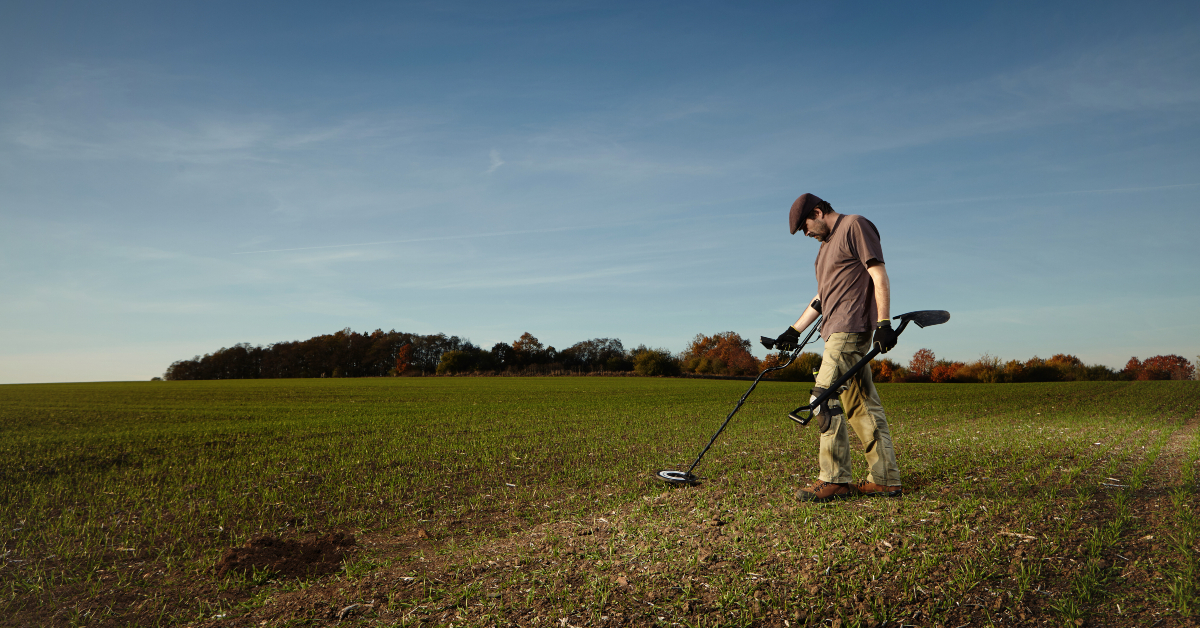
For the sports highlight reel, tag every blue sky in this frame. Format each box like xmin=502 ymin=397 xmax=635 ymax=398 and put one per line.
xmin=2 ymin=1 xmax=1198 ymax=383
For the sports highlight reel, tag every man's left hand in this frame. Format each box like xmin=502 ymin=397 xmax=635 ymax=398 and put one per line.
xmin=873 ymin=320 xmax=898 ymax=353
xmin=774 ymin=326 xmax=801 ymax=351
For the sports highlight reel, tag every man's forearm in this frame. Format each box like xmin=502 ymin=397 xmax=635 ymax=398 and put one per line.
xmin=867 ymin=263 xmax=891 ymax=322
xmin=791 ymin=296 xmax=821 ymax=331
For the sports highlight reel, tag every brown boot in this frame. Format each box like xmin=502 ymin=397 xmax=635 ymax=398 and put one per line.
xmin=854 ymin=480 xmax=903 ymax=497
xmin=796 ymin=481 xmax=852 ymax=503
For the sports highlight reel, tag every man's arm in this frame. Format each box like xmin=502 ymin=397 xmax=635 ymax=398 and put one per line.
xmin=791 ymin=295 xmax=822 ymax=331
xmin=866 ymin=262 xmax=890 ymax=322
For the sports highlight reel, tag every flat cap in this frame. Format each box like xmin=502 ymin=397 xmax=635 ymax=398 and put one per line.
xmin=789 ymin=193 xmax=825 ymax=235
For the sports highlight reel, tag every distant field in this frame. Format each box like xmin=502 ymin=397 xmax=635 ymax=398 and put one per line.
xmin=2 ymin=378 xmax=1198 ymax=627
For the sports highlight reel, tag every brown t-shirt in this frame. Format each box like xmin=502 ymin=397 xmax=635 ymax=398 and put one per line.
xmin=814 ymin=214 xmax=885 ymax=340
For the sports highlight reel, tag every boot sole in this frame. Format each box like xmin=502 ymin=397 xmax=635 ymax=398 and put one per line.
xmin=795 ymin=491 xmax=853 ymax=504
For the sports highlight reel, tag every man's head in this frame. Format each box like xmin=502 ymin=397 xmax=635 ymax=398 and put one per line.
xmin=789 ymin=193 xmax=836 ymax=241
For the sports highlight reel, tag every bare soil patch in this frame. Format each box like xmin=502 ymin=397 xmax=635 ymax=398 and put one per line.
xmin=213 ymin=531 xmax=356 ymax=579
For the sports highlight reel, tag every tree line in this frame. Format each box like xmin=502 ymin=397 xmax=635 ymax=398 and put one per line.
xmin=163 ymin=329 xmax=674 ymax=380
xmin=163 ymin=327 xmax=1199 ymax=382
xmin=868 ymin=350 xmax=1197 ymax=383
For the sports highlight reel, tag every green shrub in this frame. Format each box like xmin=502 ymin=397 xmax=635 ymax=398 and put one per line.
xmin=774 ymin=352 xmax=821 ymax=382
xmin=633 ymin=348 xmax=680 ymax=377
xmin=437 ymin=350 xmax=476 ymax=375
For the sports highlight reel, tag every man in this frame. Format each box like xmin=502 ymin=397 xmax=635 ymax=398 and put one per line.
xmin=773 ymin=193 xmax=902 ymax=503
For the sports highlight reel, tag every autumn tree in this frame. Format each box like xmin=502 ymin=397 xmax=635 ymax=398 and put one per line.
xmin=872 ymin=358 xmax=906 ymax=383
xmin=512 ymin=332 xmax=543 ymax=359
xmin=1046 ymin=354 xmax=1083 ymax=368
xmin=1146 ymin=354 xmax=1195 ymax=380
xmin=681 ymin=332 xmax=760 ymax=376
xmin=908 ymin=349 xmax=935 ymax=381
xmin=1124 ymin=355 xmax=1195 ymax=380
xmin=930 ymin=361 xmax=966 ymax=383
xmin=760 ymin=352 xmax=787 ymax=371
xmin=392 ymin=343 xmax=414 ymax=376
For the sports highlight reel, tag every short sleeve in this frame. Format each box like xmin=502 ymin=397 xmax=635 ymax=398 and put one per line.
xmin=850 ymin=217 xmax=884 ymax=265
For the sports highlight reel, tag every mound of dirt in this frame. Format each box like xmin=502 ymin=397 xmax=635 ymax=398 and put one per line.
xmin=215 ymin=532 xmax=356 ymax=579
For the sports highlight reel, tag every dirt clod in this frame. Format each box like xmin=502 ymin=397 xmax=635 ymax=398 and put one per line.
xmin=214 ymin=532 xmax=356 ymax=579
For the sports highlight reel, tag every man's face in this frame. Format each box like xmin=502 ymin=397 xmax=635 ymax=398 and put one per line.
xmin=802 ymin=211 xmax=830 ymax=242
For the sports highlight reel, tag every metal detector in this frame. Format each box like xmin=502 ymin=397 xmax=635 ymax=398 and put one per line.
xmin=788 ymin=310 xmax=950 ymax=426
xmin=655 ymin=316 xmax=824 ymax=486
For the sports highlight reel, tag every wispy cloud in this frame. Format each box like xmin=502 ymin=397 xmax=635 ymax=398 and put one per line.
xmin=742 ymin=34 xmax=1200 ymax=163
xmin=2 ymin=63 xmax=447 ymax=164
xmin=395 ymin=263 xmax=650 ymax=290
xmin=486 ymin=148 xmax=505 ymax=173
xmin=233 ymin=225 xmax=597 ymax=254
xmin=844 ymin=182 xmax=1200 ymax=211
xmin=229 ymin=214 xmax=704 ymax=255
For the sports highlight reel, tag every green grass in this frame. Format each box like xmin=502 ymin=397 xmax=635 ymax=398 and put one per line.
xmin=2 ymin=378 xmax=1198 ymax=626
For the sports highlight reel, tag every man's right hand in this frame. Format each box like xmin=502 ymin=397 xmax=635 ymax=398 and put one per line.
xmin=775 ymin=327 xmax=801 ymax=351
xmin=873 ymin=320 xmax=898 ymax=353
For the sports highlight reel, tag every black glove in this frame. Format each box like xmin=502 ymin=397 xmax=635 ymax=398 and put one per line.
xmin=873 ymin=319 xmax=898 ymax=353
xmin=774 ymin=326 xmax=801 ymax=351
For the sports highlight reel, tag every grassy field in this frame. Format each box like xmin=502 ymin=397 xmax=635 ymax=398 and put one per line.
xmin=1 ymin=377 xmax=1198 ymax=627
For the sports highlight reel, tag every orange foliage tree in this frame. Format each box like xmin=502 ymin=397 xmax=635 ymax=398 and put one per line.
xmin=872 ymin=358 xmax=905 ymax=383
xmin=681 ymin=332 xmax=760 ymax=376
xmin=512 ymin=332 xmax=543 ymax=355
xmin=930 ymin=361 xmax=966 ymax=383
xmin=908 ymin=349 xmax=936 ymax=380
xmin=1046 ymin=354 xmax=1083 ymax=369
xmin=760 ymin=352 xmax=786 ymax=370
xmin=1124 ymin=355 xmax=1195 ymax=380
xmin=393 ymin=343 xmax=414 ymax=375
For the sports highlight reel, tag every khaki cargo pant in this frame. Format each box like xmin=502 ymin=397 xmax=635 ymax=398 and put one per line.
xmin=815 ymin=332 xmax=901 ymax=486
